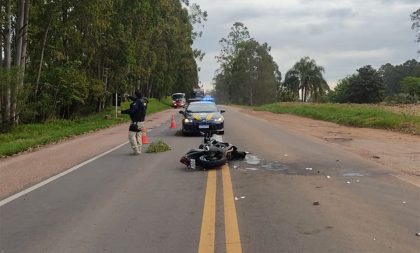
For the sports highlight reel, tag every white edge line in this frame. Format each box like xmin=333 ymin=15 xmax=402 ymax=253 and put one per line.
xmin=0 ymin=141 xmax=129 ymax=207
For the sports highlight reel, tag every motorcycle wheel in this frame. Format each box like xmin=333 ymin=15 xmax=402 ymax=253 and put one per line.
xmin=196 ymin=151 xmax=227 ymax=169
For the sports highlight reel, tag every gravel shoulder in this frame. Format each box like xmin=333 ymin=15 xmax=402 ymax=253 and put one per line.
xmin=241 ymin=108 xmax=420 ymax=187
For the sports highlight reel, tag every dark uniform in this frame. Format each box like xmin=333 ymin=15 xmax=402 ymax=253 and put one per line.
xmin=121 ymin=91 xmax=148 ymax=155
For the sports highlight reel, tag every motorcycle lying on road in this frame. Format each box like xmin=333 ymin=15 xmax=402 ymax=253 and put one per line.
xmin=180 ymin=132 xmax=246 ymax=170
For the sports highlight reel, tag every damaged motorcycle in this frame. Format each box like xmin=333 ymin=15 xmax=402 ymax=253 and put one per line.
xmin=180 ymin=132 xmax=246 ymax=170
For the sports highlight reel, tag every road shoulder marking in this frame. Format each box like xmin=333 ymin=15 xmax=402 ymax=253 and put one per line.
xmin=0 ymin=142 xmax=129 ymax=207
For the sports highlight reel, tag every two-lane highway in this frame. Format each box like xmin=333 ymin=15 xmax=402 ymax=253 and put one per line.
xmin=1 ymin=106 xmax=419 ymax=252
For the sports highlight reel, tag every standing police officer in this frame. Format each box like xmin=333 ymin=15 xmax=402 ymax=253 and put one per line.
xmin=121 ymin=90 xmax=149 ymax=155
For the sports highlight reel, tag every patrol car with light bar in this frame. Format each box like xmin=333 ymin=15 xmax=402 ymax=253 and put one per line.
xmin=179 ymin=101 xmax=225 ymax=135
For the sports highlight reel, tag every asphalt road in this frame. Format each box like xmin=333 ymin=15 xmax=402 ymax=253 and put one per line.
xmin=1 ymin=106 xmax=419 ymax=253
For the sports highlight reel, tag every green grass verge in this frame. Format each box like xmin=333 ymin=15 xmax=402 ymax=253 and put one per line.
xmin=255 ymin=102 xmax=420 ymax=135
xmin=0 ymin=98 xmax=170 ymax=157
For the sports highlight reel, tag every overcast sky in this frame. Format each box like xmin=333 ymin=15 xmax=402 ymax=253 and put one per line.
xmin=191 ymin=0 xmax=419 ymax=90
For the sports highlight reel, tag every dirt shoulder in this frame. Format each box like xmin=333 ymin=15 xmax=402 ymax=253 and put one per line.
xmin=0 ymin=109 xmax=177 ymax=200
xmin=241 ymin=108 xmax=420 ymax=187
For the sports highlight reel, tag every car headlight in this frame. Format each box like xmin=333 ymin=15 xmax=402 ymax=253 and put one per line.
xmin=184 ymin=118 xmax=193 ymax=123
xmin=213 ymin=117 xmax=223 ymax=122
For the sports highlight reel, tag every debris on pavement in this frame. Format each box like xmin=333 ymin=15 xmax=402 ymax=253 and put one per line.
xmin=245 ymin=155 xmax=261 ymax=165
xmin=246 ymin=167 xmax=259 ymax=171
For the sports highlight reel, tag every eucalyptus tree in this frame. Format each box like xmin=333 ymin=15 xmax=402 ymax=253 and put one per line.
xmin=2 ymin=0 xmax=204 ymax=128
xmin=0 ymin=0 xmax=30 ymax=129
xmin=215 ymin=23 xmax=281 ymax=105
xmin=214 ymin=22 xmax=251 ymax=103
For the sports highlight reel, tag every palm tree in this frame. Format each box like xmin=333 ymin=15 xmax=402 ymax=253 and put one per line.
xmin=283 ymin=69 xmax=300 ymax=98
xmin=289 ymin=57 xmax=329 ymax=102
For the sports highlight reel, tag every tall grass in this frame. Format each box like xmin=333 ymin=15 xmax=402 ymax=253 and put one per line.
xmin=0 ymin=98 xmax=170 ymax=157
xmin=255 ymin=103 xmax=420 ymax=135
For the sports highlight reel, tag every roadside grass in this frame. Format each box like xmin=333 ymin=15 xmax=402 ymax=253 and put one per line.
xmin=0 ymin=98 xmax=170 ymax=157
xmin=255 ymin=102 xmax=420 ymax=135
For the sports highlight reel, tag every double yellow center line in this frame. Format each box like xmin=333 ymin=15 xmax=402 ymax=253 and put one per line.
xmin=198 ymin=165 xmax=243 ymax=253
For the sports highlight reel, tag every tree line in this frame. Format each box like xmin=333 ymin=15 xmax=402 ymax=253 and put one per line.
xmin=0 ymin=0 xmax=206 ymax=131
xmin=214 ymin=22 xmax=330 ymax=105
xmin=329 ymin=60 xmax=420 ymax=104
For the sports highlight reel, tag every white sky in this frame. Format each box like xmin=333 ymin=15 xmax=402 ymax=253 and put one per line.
xmin=191 ymin=0 xmax=420 ymax=90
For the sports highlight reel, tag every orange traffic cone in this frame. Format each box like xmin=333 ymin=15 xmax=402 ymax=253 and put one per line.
xmin=141 ymin=127 xmax=149 ymax=144
xmin=170 ymin=114 xmax=177 ymax=129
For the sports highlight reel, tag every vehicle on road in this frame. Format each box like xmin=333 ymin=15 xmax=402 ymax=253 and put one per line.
xmin=171 ymin=93 xmax=186 ymax=108
xmin=179 ymin=101 xmax=225 ymax=135
xmin=188 ymin=88 xmax=205 ymax=102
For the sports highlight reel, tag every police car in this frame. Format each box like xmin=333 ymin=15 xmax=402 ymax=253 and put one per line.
xmin=179 ymin=101 xmax=225 ymax=135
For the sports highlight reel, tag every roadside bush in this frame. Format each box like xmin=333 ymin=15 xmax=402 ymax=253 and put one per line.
xmin=401 ymin=76 xmax=420 ymax=97
xmin=277 ymin=89 xmax=298 ymax=102
xmin=385 ymin=93 xmax=418 ymax=104
xmin=328 ymin=77 xmax=351 ymax=103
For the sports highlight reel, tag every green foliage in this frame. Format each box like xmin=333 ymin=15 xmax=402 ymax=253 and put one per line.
xmin=401 ymin=76 xmax=420 ymax=97
xmin=385 ymin=76 xmax=420 ymax=104
xmin=385 ymin=93 xmax=418 ymax=104
xmin=277 ymin=88 xmax=299 ymax=102
xmin=144 ymin=98 xmax=172 ymax=115
xmin=145 ymin=140 xmax=172 ymax=153
xmin=2 ymin=0 xmax=205 ymax=130
xmin=282 ymin=69 xmax=300 ymax=99
xmin=255 ymin=103 xmax=420 ymax=135
xmin=328 ymin=77 xmax=351 ymax=103
xmin=344 ymin=65 xmax=385 ymax=104
xmin=284 ymin=57 xmax=329 ymax=102
xmin=379 ymin=59 xmax=420 ymax=95
xmin=214 ymin=23 xmax=281 ymax=105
